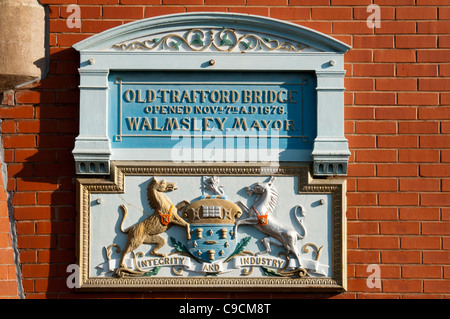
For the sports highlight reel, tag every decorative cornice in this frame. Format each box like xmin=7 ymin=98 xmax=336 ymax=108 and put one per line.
xmin=112 ymin=28 xmax=312 ymax=53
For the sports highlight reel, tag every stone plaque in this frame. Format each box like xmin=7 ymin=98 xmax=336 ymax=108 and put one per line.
xmin=76 ymin=163 xmax=346 ymax=291
xmin=73 ymin=13 xmax=350 ymax=291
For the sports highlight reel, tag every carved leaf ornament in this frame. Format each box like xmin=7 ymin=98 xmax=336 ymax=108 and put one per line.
xmin=112 ymin=28 xmax=311 ymax=53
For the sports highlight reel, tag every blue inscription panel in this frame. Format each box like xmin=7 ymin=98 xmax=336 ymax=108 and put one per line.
xmin=108 ymin=71 xmax=316 ymax=156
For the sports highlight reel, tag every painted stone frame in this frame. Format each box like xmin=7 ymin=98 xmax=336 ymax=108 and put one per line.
xmin=72 ymin=12 xmax=351 ymax=177
xmin=73 ymin=13 xmax=350 ymax=291
xmin=76 ymin=162 xmax=347 ymax=291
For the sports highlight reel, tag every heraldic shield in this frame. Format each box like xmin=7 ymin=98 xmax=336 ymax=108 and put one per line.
xmin=183 ymin=196 xmax=243 ymax=263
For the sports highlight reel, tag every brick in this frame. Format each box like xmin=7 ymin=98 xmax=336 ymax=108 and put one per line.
xmin=16 ymin=178 xmax=59 ymax=192
xmin=356 ymin=150 xmax=397 ymax=163
xmin=345 ymin=106 xmax=375 ymax=119
xmin=398 ymin=93 xmax=439 ymax=106
xmin=420 ymin=164 xmax=450 ymax=177
xmin=347 ymin=250 xmax=380 ymax=264
xmin=418 ymin=50 xmax=450 ymax=63
xmin=333 ymin=22 xmax=373 ymax=35
xmin=144 ymin=6 xmax=186 ymax=18
xmin=36 ymin=221 xmax=75 ymax=234
xmin=82 ymin=20 xmax=123 ymax=33
xmin=402 ymin=265 xmax=442 ymax=278
xmin=354 ymin=6 xmax=395 ymax=20
xmin=12 ymin=193 xmax=36 ymax=206
xmin=377 ymin=164 xmax=418 ymax=177
xmin=443 ymin=93 xmax=450 ymax=105
xmin=353 ymin=36 xmax=394 ymax=49
xmin=439 ymin=36 xmax=450 ymax=48
xmin=441 ymin=65 xmax=450 ymax=77
xmin=419 ymin=107 xmax=450 ymax=120
xmin=424 ymin=280 xmax=450 ymax=293
xmin=1 ymin=120 xmax=15 ymax=134
xmin=376 ymin=78 xmax=417 ymax=91
xmin=57 ymin=34 xmax=91 ymax=47
xmin=422 ymin=194 xmax=450 ymax=207
xmin=14 ymin=207 xmax=53 ymax=221
xmin=296 ymin=22 xmax=332 ymax=35
xmin=345 ymin=50 xmax=372 ymax=62
xmin=443 ymin=179 xmax=450 ymax=192
xmin=49 ymin=19 xmax=80 ymax=33
xmin=374 ymin=50 xmax=415 ymax=63
xmin=356 ymin=121 xmax=396 ymax=134
xmin=345 ymin=78 xmax=374 ymax=91
xmin=400 ymin=208 xmax=440 ymax=221
xmin=2 ymin=135 xmax=35 ymax=149
xmin=398 ymin=64 xmax=439 ymax=77
xmin=399 ymin=150 xmax=439 ymax=163
xmin=443 ymin=150 xmax=450 ymax=162
xmin=103 ymin=6 xmax=144 ymax=19
xmin=17 ymin=120 xmax=58 ymax=134
xmin=14 ymin=150 xmax=57 ymax=163
xmin=420 ymin=136 xmax=450 ymax=148
xmin=396 ymin=7 xmax=437 ymax=20
xmin=417 ymin=0 xmax=450 ymax=5
xmin=1 ymin=90 xmax=15 ymax=106
xmin=353 ymin=64 xmax=395 ymax=77
xmin=311 ymin=7 xmax=352 ymax=20
xmin=18 ymin=236 xmax=57 ymax=249
xmin=444 ymin=119 xmax=450 ymax=132
xmin=347 ymin=164 xmax=376 ymax=177
xmin=186 ymin=6 xmax=228 ymax=13
xmin=60 ymin=5 xmax=102 ymax=19
xmin=78 ymin=0 xmax=118 ymax=4
xmin=359 ymin=207 xmax=398 ymax=221
xmin=228 ymin=7 xmax=269 ymax=16
xmin=357 ymin=178 xmax=398 ymax=191
xmin=423 ymin=251 xmax=450 ymax=264
xmin=375 ymin=21 xmax=416 ymax=34
xmin=346 ymin=279 xmax=379 ymax=293
xmin=270 ymin=7 xmax=310 ymax=20
xmin=376 ymin=107 xmax=417 ymax=120
xmin=399 ymin=122 xmax=439 ymax=134
xmin=120 ymin=0 xmax=160 ymax=3
xmin=355 ymin=264 xmax=400 ymax=279
xmin=347 ymin=193 xmax=378 ymax=206
xmin=204 ymin=0 xmax=245 ymax=4
xmin=331 ymin=0 xmax=372 ymax=4
xmin=355 ymin=92 xmax=396 ymax=106
xmin=359 ymin=236 xmax=399 ymax=249
xmin=383 ymin=280 xmax=422 ymax=293
xmin=423 ymin=222 xmax=450 ymax=235
xmin=379 ymin=194 xmax=419 ymax=207
xmin=377 ymin=135 xmax=418 ymax=148
xmin=0 ymin=281 xmax=18 ymax=297
xmin=0 ymin=106 xmax=34 ymax=119
xmin=401 ymin=237 xmax=441 ymax=250
xmin=347 ymin=135 xmax=376 ymax=148
xmin=16 ymin=221 xmax=35 ymax=235
xmin=418 ymin=21 xmax=450 ymax=34
xmin=382 ymin=251 xmax=421 ymax=264
xmin=380 ymin=221 xmax=420 ymax=235
xmin=15 ymin=91 xmax=56 ymax=104
xmin=21 ymin=264 xmax=51 ymax=278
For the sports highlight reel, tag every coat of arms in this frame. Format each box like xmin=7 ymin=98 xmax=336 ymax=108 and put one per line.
xmin=99 ymin=176 xmax=329 ymax=278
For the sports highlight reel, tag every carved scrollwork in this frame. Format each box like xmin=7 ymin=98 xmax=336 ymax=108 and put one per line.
xmin=112 ymin=28 xmax=310 ymax=53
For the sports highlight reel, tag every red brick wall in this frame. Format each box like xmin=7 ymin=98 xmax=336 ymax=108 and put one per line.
xmin=0 ymin=163 xmax=19 ymax=298
xmin=0 ymin=0 xmax=449 ymax=298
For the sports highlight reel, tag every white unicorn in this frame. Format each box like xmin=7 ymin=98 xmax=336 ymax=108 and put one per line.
xmin=235 ymin=177 xmax=306 ymax=267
